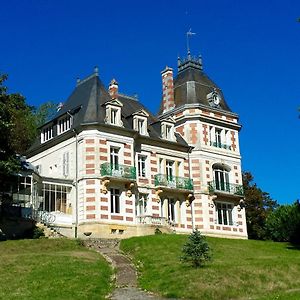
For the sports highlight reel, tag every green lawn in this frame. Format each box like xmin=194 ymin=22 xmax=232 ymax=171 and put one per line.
xmin=121 ymin=234 xmax=300 ymax=300
xmin=0 ymin=238 xmax=112 ymax=300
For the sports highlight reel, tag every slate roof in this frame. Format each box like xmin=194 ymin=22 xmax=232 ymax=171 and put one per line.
xmin=159 ymin=55 xmax=232 ymax=114
xmin=54 ymin=73 xmax=110 ymax=127
xmin=28 ymin=71 xmax=189 ymax=154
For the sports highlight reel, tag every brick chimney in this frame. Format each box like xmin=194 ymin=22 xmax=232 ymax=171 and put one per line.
xmin=109 ymin=79 xmax=118 ymax=99
xmin=161 ymin=66 xmax=175 ymax=113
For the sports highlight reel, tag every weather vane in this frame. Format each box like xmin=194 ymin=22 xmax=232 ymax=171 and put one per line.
xmin=186 ymin=28 xmax=196 ymax=54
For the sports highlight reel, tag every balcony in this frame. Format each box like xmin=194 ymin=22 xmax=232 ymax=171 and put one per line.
xmin=154 ymin=174 xmax=193 ymax=191
xmin=100 ymin=163 xmax=136 ymax=180
xmin=208 ymin=181 xmax=244 ymax=196
xmin=210 ymin=141 xmax=231 ymax=150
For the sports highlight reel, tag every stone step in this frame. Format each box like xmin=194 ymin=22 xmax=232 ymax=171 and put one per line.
xmin=84 ymin=238 xmax=120 ymax=250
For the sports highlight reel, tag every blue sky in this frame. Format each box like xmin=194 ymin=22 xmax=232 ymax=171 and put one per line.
xmin=1 ymin=0 xmax=299 ymax=204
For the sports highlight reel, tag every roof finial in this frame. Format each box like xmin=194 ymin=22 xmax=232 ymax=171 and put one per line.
xmin=186 ymin=28 xmax=196 ymax=57
xmin=177 ymin=56 xmax=181 ymax=67
xmin=198 ymin=55 xmax=203 ymax=70
xmin=94 ymin=66 xmax=99 ymax=76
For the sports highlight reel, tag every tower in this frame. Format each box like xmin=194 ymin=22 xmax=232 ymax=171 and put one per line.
xmin=158 ymin=52 xmax=247 ymax=238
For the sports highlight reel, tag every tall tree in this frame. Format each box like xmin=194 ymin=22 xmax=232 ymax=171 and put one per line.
xmin=34 ymin=101 xmax=58 ymax=128
xmin=243 ymin=172 xmax=278 ymax=240
xmin=0 ymin=74 xmax=36 ymax=177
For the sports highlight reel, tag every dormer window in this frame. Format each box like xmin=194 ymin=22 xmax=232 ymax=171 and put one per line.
xmin=161 ymin=117 xmax=176 ymax=141
xmin=104 ymin=99 xmax=123 ymax=127
xmin=137 ymin=119 xmax=145 ymax=134
xmin=165 ymin=124 xmax=173 ymax=139
xmin=110 ymin=108 xmax=118 ymax=125
xmin=57 ymin=114 xmax=72 ymax=135
xmin=132 ymin=109 xmax=149 ymax=136
xmin=41 ymin=125 xmax=53 ymax=143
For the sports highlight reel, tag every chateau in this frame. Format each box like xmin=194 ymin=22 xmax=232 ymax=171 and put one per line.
xmin=26 ymin=52 xmax=247 ymax=239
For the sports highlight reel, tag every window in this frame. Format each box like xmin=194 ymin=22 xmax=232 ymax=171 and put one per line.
xmin=110 ymin=108 xmax=118 ymax=125
xmin=110 ymin=188 xmax=120 ymax=214
xmin=110 ymin=147 xmax=119 ymax=169
xmin=57 ymin=115 xmax=72 ymax=135
xmin=42 ymin=184 xmax=71 ymax=213
xmin=214 ymin=166 xmax=230 ymax=192
xmin=166 ymin=160 xmax=174 ymax=179
xmin=215 ymin=128 xmax=222 ymax=147
xmin=166 ymin=125 xmax=173 ymax=139
xmin=209 ymin=126 xmax=231 ymax=150
xmin=167 ymin=199 xmax=176 ymax=223
xmin=137 ymin=119 xmax=145 ymax=135
xmin=161 ymin=119 xmax=175 ymax=141
xmin=105 ymin=100 xmax=123 ymax=127
xmin=216 ymin=202 xmax=233 ymax=225
xmin=132 ymin=110 xmax=149 ymax=135
xmin=161 ymin=198 xmax=177 ymax=223
xmin=136 ymin=193 xmax=148 ymax=216
xmin=19 ymin=176 xmax=31 ymax=193
xmin=138 ymin=155 xmax=146 ymax=177
xmin=41 ymin=125 xmax=53 ymax=143
xmin=62 ymin=152 xmax=69 ymax=177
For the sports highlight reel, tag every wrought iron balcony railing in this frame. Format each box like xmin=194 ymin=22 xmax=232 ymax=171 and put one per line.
xmin=208 ymin=181 xmax=244 ymax=196
xmin=154 ymin=174 xmax=193 ymax=191
xmin=100 ymin=163 xmax=136 ymax=180
xmin=210 ymin=141 xmax=231 ymax=150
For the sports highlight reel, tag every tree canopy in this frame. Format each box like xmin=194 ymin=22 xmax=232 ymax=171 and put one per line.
xmin=243 ymin=171 xmax=278 ymax=240
xmin=0 ymin=74 xmax=37 ymax=176
xmin=266 ymin=201 xmax=300 ymax=244
xmin=34 ymin=101 xmax=58 ymax=128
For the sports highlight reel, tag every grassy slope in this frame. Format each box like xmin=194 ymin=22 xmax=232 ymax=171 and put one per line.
xmin=121 ymin=235 xmax=300 ymax=300
xmin=0 ymin=239 xmax=112 ymax=300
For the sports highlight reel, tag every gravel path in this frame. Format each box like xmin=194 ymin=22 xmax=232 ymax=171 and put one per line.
xmin=84 ymin=239 xmax=168 ymax=300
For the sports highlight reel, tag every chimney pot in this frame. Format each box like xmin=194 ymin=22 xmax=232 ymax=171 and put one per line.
xmin=109 ymin=78 xmax=119 ymax=99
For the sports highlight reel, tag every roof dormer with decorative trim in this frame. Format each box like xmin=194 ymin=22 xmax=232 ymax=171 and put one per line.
xmin=132 ymin=109 xmax=149 ymax=136
xmin=104 ymin=99 xmax=123 ymax=127
xmin=161 ymin=116 xmax=176 ymax=141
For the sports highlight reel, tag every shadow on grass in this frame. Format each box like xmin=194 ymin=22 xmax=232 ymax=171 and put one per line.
xmin=286 ymin=243 xmax=300 ymax=250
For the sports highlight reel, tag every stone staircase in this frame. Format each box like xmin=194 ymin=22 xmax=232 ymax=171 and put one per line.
xmin=83 ymin=238 xmax=168 ymax=299
xmin=36 ymin=222 xmax=63 ymax=238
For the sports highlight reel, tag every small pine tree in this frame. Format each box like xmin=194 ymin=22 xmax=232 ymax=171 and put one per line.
xmin=181 ymin=229 xmax=212 ymax=268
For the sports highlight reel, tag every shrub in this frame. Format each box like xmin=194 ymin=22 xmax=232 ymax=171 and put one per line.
xmin=181 ymin=229 xmax=212 ymax=267
xmin=32 ymin=226 xmax=45 ymax=239
xmin=266 ymin=201 xmax=300 ymax=243
xmin=155 ymin=228 xmax=162 ymax=235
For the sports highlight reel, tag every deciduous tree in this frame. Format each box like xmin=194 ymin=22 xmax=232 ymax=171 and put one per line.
xmin=0 ymin=74 xmax=36 ymax=177
xmin=243 ymin=172 xmax=278 ymax=240
xmin=34 ymin=101 xmax=58 ymax=128
xmin=266 ymin=201 xmax=300 ymax=244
